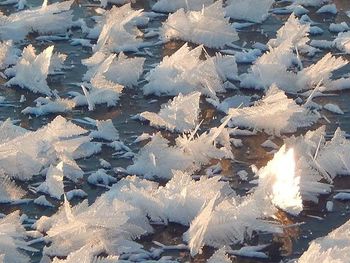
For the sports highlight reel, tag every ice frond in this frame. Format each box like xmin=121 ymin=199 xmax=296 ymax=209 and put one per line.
xmin=22 ymin=96 xmax=75 ymax=116
xmin=240 ymin=42 xmax=297 ymax=91
xmin=87 ymin=169 xmax=117 ymax=186
xmin=99 ymin=0 xmax=133 ymax=8
xmin=268 ymin=14 xmax=310 ymax=48
xmin=0 ymin=118 xmax=28 ymax=144
xmin=242 ymin=47 xmax=347 ymax=92
xmin=0 ymin=0 xmax=74 ymax=41
xmin=5 ymin=45 xmax=54 ymax=95
xmin=206 ymin=95 xmax=251 ymax=114
xmin=0 ymin=116 xmax=91 ymax=180
xmin=152 ymin=0 xmax=214 ymax=12
xmin=103 ymin=52 xmax=145 ymax=87
xmin=185 ymin=137 xmax=330 ymax=254
xmin=334 ymin=31 xmax=350 ymax=54
xmin=207 ymin=247 xmax=232 ymax=263
xmin=93 ymin=4 xmax=145 ymax=54
xmin=49 ymin=52 xmax=67 ymax=75
xmin=283 ymin=127 xmax=334 ymax=202
xmin=83 ymin=52 xmax=144 ymax=86
xmin=76 ymin=53 xmax=128 ymax=110
xmin=161 ymin=1 xmax=239 ymax=49
xmin=127 ymin=133 xmax=194 ymax=180
xmin=227 ymin=85 xmax=319 ymax=136
xmin=225 ymin=0 xmax=274 ymax=23
xmin=292 ymin=0 xmax=331 ymax=7
xmin=100 ymin=170 xmax=234 ymax=227
xmin=185 ymin=193 xmax=221 ymax=256
xmin=185 ymin=192 xmax=281 ymax=256
xmin=51 ymin=243 xmax=101 ymax=263
xmin=0 ymin=40 xmax=20 ymax=70
xmin=143 ymin=43 xmax=237 ymax=97
xmin=0 ymin=173 xmax=25 ymax=203
xmin=299 ymin=217 xmax=350 ymax=263
xmin=90 ymin=119 xmax=119 ymax=141
xmin=0 ymin=211 xmax=33 ymax=263
xmin=139 ymin=92 xmax=201 ymax=132
xmin=315 ymin=128 xmax=350 ymax=179
xmin=127 ymin=118 xmax=233 ymax=179
xmin=36 ymin=164 xmax=64 ymax=200
xmin=37 ymin=196 xmax=151 ymax=258
xmin=296 ymin=53 xmax=348 ymax=90
xmin=158 ymin=171 xmax=234 ymax=225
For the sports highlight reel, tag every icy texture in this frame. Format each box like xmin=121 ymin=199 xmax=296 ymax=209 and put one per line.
xmin=0 ymin=0 xmax=74 ymax=41
xmin=139 ymin=92 xmax=201 ymax=132
xmin=225 ymin=0 xmax=274 ymax=23
xmin=127 ymin=119 xmax=233 ymax=180
xmin=227 ymin=85 xmax=319 ymax=136
xmin=299 ymin=217 xmax=350 ymax=263
xmin=0 ymin=116 xmax=96 ymax=180
xmin=161 ymin=1 xmax=239 ymax=49
xmin=92 ymin=4 xmax=145 ymax=53
xmin=0 ymin=211 xmax=33 ymax=263
xmin=5 ymin=45 xmax=54 ymax=95
xmin=152 ymin=0 xmax=214 ymax=12
xmin=143 ymin=43 xmax=237 ymax=98
xmin=0 ymin=41 xmax=20 ymax=70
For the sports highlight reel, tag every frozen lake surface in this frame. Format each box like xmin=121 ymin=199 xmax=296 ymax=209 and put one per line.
xmin=1 ymin=0 xmax=350 ymax=262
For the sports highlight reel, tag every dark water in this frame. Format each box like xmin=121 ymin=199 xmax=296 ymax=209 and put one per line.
xmin=1 ymin=0 xmax=350 ymax=262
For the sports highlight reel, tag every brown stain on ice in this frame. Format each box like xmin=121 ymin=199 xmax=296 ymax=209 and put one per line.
xmin=273 ymin=210 xmax=300 ymax=256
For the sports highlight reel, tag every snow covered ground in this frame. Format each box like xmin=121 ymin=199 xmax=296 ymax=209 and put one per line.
xmin=0 ymin=0 xmax=350 ymax=262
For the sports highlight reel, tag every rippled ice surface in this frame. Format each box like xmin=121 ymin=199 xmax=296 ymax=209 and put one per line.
xmin=1 ymin=0 xmax=350 ymax=262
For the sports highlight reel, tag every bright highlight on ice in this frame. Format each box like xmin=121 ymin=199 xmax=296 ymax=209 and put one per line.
xmin=270 ymin=147 xmax=303 ymax=215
